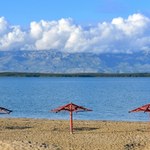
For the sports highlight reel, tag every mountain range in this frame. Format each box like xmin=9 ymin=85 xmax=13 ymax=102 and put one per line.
xmin=0 ymin=50 xmax=150 ymax=73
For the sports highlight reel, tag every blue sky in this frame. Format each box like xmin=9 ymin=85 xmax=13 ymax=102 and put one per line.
xmin=0 ymin=0 xmax=150 ymax=53
xmin=0 ymin=0 xmax=150 ymax=26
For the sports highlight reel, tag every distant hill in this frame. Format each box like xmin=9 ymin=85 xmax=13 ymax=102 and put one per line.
xmin=0 ymin=50 xmax=150 ymax=73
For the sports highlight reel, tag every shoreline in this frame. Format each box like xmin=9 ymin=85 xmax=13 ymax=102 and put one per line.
xmin=0 ymin=118 xmax=150 ymax=150
xmin=1 ymin=116 xmax=149 ymax=122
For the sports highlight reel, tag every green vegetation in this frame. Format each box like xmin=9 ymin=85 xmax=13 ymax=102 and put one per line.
xmin=0 ymin=72 xmax=150 ymax=77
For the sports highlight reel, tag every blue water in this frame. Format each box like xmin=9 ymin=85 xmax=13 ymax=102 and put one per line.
xmin=0 ymin=77 xmax=150 ymax=121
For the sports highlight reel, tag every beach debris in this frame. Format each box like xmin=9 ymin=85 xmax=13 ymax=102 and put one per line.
xmin=124 ymin=141 xmax=145 ymax=150
xmin=51 ymin=102 xmax=92 ymax=134
xmin=0 ymin=107 xmax=12 ymax=114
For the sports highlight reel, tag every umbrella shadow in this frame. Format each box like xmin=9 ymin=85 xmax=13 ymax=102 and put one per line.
xmin=74 ymin=127 xmax=98 ymax=131
xmin=5 ymin=126 xmax=32 ymax=130
xmin=52 ymin=127 xmax=98 ymax=132
xmin=136 ymin=128 xmax=150 ymax=132
xmin=98 ymin=128 xmax=150 ymax=134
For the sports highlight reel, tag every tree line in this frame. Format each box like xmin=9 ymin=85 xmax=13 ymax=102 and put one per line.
xmin=0 ymin=72 xmax=150 ymax=77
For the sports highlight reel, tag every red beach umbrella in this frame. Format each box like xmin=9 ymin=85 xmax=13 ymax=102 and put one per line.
xmin=129 ymin=103 xmax=150 ymax=121
xmin=51 ymin=102 xmax=92 ymax=134
xmin=0 ymin=107 xmax=12 ymax=114
xmin=129 ymin=103 xmax=150 ymax=113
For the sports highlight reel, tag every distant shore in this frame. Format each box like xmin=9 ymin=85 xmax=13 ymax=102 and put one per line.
xmin=1 ymin=72 xmax=150 ymax=77
xmin=0 ymin=118 xmax=150 ymax=150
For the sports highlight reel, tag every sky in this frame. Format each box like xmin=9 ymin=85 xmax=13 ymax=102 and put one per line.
xmin=1 ymin=0 xmax=150 ymax=26
xmin=0 ymin=0 xmax=150 ymax=53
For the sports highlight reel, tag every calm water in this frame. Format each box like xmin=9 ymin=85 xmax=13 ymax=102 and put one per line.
xmin=0 ymin=77 xmax=150 ymax=121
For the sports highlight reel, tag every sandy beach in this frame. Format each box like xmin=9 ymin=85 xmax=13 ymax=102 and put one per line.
xmin=0 ymin=118 xmax=150 ymax=150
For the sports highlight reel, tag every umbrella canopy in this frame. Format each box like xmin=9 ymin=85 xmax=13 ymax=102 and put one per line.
xmin=0 ymin=107 xmax=12 ymax=114
xmin=52 ymin=102 xmax=92 ymax=113
xmin=129 ymin=103 xmax=150 ymax=113
xmin=51 ymin=102 xmax=92 ymax=134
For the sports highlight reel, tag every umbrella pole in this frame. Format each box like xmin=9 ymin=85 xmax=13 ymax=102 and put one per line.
xmin=70 ymin=111 xmax=73 ymax=134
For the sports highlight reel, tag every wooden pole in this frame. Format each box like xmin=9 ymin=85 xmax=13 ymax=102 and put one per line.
xmin=70 ymin=110 xmax=73 ymax=134
xmin=70 ymin=103 xmax=73 ymax=134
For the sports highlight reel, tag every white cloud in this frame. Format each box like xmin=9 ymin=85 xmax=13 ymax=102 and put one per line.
xmin=0 ymin=25 xmax=27 ymax=50
xmin=111 ymin=14 xmax=149 ymax=36
xmin=0 ymin=13 xmax=150 ymax=53
xmin=0 ymin=17 xmax=8 ymax=35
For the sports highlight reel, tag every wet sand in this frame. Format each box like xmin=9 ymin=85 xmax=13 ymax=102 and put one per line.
xmin=0 ymin=118 xmax=150 ymax=150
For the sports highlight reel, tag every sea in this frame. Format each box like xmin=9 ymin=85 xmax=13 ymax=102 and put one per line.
xmin=0 ymin=77 xmax=150 ymax=122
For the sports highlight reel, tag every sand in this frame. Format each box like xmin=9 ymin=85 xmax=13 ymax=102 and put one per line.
xmin=0 ymin=118 xmax=150 ymax=150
